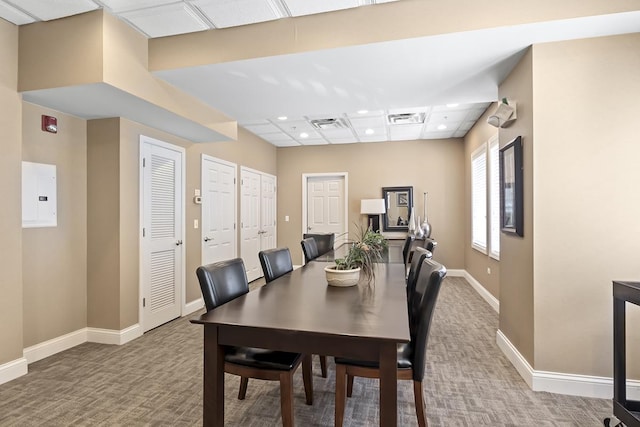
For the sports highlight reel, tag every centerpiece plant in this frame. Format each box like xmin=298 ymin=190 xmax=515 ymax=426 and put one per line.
xmin=333 ymin=226 xmax=388 ymax=282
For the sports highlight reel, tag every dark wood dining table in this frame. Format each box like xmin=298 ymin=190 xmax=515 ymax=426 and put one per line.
xmin=191 ymin=253 xmax=410 ymax=426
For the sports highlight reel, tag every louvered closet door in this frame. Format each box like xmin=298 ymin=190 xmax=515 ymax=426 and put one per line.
xmin=141 ymin=138 xmax=183 ymax=332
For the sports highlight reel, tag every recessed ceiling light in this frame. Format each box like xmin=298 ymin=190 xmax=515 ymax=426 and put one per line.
xmin=446 ymin=103 xmax=459 ymax=108
xmin=299 ymin=132 xmax=309 ymax=138
xmin=437 ymin=124 xmax=447 ymax=130
xmin=365 ymin=128 xmax=374 ymax=135
xmin=277 ymin=116 xmax=288 ymax=121
xmin=357 ymin=110 xmax=368 ymax=115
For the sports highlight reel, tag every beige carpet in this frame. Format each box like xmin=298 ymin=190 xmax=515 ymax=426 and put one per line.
xmin=0 ymin=277 xmax=612 ymax=426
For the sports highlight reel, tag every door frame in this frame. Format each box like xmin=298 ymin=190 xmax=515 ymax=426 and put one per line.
xmin=138 ymin=135 xmax=186 ymax=331
xmin=201 ymin=154 xmax=237 ymax=266
xmin=302 ymin=172 xmax=349 ymax=246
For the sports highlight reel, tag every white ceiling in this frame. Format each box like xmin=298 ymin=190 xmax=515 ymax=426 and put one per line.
xmin=3 ymin=1 xmax=640 ymax=145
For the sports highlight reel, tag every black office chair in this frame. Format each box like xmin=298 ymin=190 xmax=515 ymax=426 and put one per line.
xmin=406 ymin=246 xmax=430 ymax=304
xmin=259 ymin=247 xmax=294 ymax=284
xmin=402 ymin=235 xmax=415 ymax=266
xmin=196 ymin=258 xmax=313 ymax=427
xmin=301 ymin=237 xmax=319 ymax=263
xmin=334 ymin=258 xmax=447 ymax=427
xmin=303 ymin=233 xmax=335 ymax=256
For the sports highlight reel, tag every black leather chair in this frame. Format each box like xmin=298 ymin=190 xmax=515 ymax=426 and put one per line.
xmin=196 ymin=258 xmax=313 ymax=427
xmin=402 ymin=235 xmax=415 ymax=266
xmin=424 ymin=237 xmax=437 ymax=254
xmin=259 ymin=248 xmax=294 ymax=284
xmin=334 ymin=258 xmax=447 ymax=427
xmin=301 ymin=237 xmax=319 ymax=263
xmin=406 ymin=246 xmax=430 ymax=303
xmin=303 ymin=233 xmax=335 ymax=256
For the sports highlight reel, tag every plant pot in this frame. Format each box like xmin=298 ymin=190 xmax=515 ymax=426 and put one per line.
xmin=324 ymin=266 xmax=361 ymax=287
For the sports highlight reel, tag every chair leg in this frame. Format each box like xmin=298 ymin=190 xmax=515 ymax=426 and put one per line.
xmin=413 ymin=380 xmax=428 ymax=427
xmin=346 ymin=374 xmax=354 ymax=397
xmin=335 ymin=364 xmax=347 ymax=427
xmin=279 ymin=372 xmax=295 ymax=427
xmin=238 ymin=377 xmax=248 ymax=400
xmin=302 ymin=354 xmax=314 ymax=405
xmin=319 ymin=355 xmax=328 ymax=378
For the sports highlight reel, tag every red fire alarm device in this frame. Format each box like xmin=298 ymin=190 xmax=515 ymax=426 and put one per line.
xmin=41 ymin=115 xmax=57 ymax=133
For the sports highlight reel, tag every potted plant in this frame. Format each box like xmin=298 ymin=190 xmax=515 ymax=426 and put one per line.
xmin=325 ymin=227 xmax=389 ymax=287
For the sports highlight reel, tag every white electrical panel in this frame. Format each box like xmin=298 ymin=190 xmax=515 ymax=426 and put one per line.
xmin=22 ymin=161 xmax=57 ymax=228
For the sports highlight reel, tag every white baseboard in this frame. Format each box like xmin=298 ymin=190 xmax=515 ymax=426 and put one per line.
xmin=497 ymin=329 xmax=640 ymax=399
xmin=23 ymin=328 xmax=87 ymax=364
xmin=446 ymin=269 xmax=465 ymax=277
xmin=87 ymin=324 xmax=142 ymax=345
xmin=183 ymin=298 xmax=204 ymax=316
xmin=0 ymin=357 xmax=28 ymax=385
xmin=462 ymin=270 xmax=500 ymax=313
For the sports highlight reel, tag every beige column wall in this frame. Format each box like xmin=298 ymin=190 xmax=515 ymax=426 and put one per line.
xmin=464 ymin=104 xmax=500 ymax=299
xmin=22 ymin=103 xmax=87 ymax=346
xmin=532 ymin=34 xmax=640 ymax=377
xmin=0 ymin=19 xmax=23 ymax=365
xmin=497 ymin=48 xmax=535 ymax=365
xmin=276 ymin=139 xmax=465 ymax=267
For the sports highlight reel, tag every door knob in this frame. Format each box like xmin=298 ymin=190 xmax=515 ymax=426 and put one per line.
xmin=175 ymin=240 xmax=183 ymax=246
xmin=204 ymin=237 xmax=212 ymax=242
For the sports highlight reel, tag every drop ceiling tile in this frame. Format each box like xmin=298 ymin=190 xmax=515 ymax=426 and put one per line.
xmin=258 ymin=131 xmax=296 ymax=141
xmin=346 ymin=109 xmax=385 ymax=118
xmin=298 ymin=138 xmax=328 ymax=145
xmin=0 ymin=1 xmax=35 ymax=24
xmin=98 ymin=0 xmax=175 ymax=13
xmin=269 ymin=139 xmax=300 ymax=147
xmin=428 ymin=110 xmax=469 ymax=123
xmin=193 ymin=0 xmax=282 ymax=28
xmin=458 ymin=121 xmax=476 ymax=132
xmin=425 ymin=121 xmax=462 ymax=132
xmin=423 ymin=130 xmax=455 ymax=139
xmin=358 ymin=136 xmax=388 ymax=143
xmin=327 ymin=138 xmax=357 ymax=144
xmin=277 ymin=120 xmax=316 ymax=134
xmin=15 ymin=0 xmax=98 ymax=21
xmin=389 ymin=124 xmax=423 ymax=140
xmin=283 ymin=0 xmax=359 ymax=17
xmin=387 ymin=106 xmax=430 ymax=115
xmin=354 ymin=127 xmax=386 ymax=137
xmin=243 ymin=122 xmax=282 ymax=134
xmin=453 ymin=130 xmax=468 ymax=138
xmin=318 ymin=128 xmax=354 ymax=138
xmin=348 ymin=115 xmax=386 ymax=129
xmin=120 ymin=3 xmax=209 ymax=38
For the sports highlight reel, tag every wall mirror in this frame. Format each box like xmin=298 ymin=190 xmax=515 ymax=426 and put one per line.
xmin=382 ymin=186 xmax=413 ymax=232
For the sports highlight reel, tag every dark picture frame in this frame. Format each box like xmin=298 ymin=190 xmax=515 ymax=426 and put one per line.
xmin=500 ymin=136 xmax=523 ymax=237
xmin=396 ymin=192 xmax=408 ymax=207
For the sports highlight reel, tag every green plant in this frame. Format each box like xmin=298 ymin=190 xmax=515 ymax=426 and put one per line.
xmin=333 ymin=226 xmax=388 ymax=281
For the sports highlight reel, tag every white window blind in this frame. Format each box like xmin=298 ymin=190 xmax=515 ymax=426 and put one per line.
xmin=489 ymin=136 xmax=500 ymax=259
xmin=471 ymin=145 xmax=487 ymax=252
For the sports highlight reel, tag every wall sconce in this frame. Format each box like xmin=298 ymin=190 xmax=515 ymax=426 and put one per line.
xmin=487 ymin=98 xmax=516 ymax=128
xmin=360 ymin=199 xmax=386 ymax=232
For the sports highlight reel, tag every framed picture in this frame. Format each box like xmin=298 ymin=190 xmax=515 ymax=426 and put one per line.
xmin=396 ymin=192 xmax=408 ymax=207
xmin=500 ymin=136 xmax=524 ymax=237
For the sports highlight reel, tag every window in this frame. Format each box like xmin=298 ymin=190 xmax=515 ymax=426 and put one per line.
xmin=471 ymin=145 xmax=487 ymax=252
xmin=471 ymin=135 xmax=501 ymax=258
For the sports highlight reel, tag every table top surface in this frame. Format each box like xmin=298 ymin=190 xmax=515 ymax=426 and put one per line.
xmin=193 ymin=260 xmax=410 ymax=343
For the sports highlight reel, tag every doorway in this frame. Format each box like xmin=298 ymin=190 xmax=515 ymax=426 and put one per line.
xmin=302 ymin=173 xmax=348 ymax=250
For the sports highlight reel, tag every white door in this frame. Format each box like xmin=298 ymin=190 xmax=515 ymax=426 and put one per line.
xmin=306 ymin=175 xmax=346 ymax=246
xmin=241 ymin=167 xmax=277 ymax=282
xmin=260 ymin=174 xmax=277 ymax=250
xmin=140 ymin=136 xmax=184 ymax=332
xmin=201 ymin=155 xmax=236 ymax=265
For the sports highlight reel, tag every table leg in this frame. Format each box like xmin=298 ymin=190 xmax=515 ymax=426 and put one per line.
xmin=203 ymin=325 xmax=225 ymax=426
xmin=379 ymin=342 xmax=398 ymax=427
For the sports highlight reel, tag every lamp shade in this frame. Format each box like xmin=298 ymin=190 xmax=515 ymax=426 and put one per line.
xmin=360 ymin=199 xmax=386 ymax=214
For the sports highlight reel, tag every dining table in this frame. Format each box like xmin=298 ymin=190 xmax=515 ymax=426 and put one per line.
xmin=191 ymin=246 xmax=410 ymax=426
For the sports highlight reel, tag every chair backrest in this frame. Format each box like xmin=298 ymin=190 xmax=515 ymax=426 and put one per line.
xmin=402 ymin=235 xmax=415 ymax=265
xmin=423 ymin=238 xmax=437 ymax=254
xmin=410 ymin=258 xmax=446 ymax=381
xmin=303 ymin=233 xmax=335 ymax=256
xmin=406 ymin=246 xmax=430 ymax=297
xmin=301 ymin=237 xmax=319 ymax=263
xmin=196 ymin=258 xmax=249 ymax=312
xmin=259 ymin=247 xmax=293 ymax=283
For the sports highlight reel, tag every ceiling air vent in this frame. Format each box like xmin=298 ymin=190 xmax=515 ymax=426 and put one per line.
xmin=309 ymin=118 xmax=348 ymax=130
xmin=387 ymin=112 xmax=426 ymax=125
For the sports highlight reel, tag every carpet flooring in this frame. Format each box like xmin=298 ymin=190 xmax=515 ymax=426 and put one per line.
xmin=0 ymin=277 xmax=613 ymax=426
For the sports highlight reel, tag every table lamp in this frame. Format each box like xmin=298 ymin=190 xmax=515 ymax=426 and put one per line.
xmin=360 ymin=199 xmax=386 ymax=232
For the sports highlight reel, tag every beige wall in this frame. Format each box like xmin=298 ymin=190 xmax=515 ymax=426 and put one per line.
xmin=497 ymin=48 xmax=535 ymax=365
xmin=22 ymin=102 xmax=87 ymax=346
xmin=464 ymin=104 xmax=500 ymax=298
xmin=276 ymin=139 xmax=465 ymax=267
xmin=532 ymin=34 xmax=640 ymax=377
xmin=0 ymin=18 xmax=23 ymax=365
